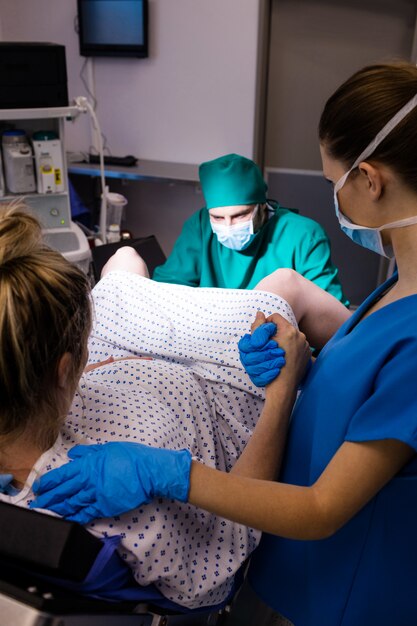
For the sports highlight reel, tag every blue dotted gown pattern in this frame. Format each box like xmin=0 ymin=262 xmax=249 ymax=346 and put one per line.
xmin=0 ymin=271 xmax=296 ymax=608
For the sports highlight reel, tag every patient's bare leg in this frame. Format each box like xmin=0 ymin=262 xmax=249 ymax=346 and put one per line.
xmin=100 ymin=246 xmax=150 ymax=279
xmin=255 ymin=269 xmax=351 ymax=349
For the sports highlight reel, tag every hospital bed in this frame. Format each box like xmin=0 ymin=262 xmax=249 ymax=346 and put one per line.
xmin=0 ymin=502 xmax=232 ymax=625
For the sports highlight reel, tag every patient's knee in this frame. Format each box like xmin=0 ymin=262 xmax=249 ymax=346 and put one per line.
xmin=101 ymin=246 xmax=150 ymax=278
xmin=255 ymin=268 xmax=299 ymax=297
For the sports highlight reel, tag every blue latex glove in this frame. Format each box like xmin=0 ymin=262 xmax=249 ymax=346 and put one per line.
xmin=238 ymin=322 xmax=286 ymax=387
xmin=30 ymin=442 xmax=192 ymax=524
xmin=0 ymin=474 xmax=13 ymax=493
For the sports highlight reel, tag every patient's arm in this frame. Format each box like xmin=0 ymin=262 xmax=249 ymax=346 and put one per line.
xmin=255 ymin=268 xmax=351 ymax=349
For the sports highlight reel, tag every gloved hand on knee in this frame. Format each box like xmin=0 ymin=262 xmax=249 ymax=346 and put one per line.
xmin=238 ymin=322 xmax=286 ymax=387
xmin=30 ymin=442 xmax=192 ymax=524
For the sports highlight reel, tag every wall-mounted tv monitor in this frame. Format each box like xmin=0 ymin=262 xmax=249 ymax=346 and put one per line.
xmin=77 ymin=0 xmax=148 ymax=58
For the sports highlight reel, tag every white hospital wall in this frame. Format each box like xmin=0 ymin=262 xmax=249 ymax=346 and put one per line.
xmin=0 ymin=0 xmax=262 ymax=253
xmin=0 ymin=0 xmax=261 ymax=163
xmin=3 ymin=1 xmax=415 ymax=262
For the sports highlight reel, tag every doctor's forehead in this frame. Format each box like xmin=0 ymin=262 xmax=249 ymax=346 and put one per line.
xmin=208 ymin=205 xmax=255 ymax=218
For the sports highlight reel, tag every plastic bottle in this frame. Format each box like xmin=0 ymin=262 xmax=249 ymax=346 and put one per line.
xmin=106 ymin=223 xmax=121 ymax=243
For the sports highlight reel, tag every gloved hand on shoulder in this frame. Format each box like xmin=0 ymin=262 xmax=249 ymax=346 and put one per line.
xmin=30 ymin=442 xmax=192 ymax=525
xmin=238 ymin=321 xmax=286 ymax=387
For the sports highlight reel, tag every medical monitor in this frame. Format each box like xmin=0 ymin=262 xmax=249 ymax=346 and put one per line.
xmin=77 ymin=0 xmax=148 ymax=58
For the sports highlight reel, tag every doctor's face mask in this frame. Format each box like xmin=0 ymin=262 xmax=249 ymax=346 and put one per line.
xmin=210 ymin=205 xmax=259 ymax=251
xmin=333 ymin=92 xmax=417 ymax=258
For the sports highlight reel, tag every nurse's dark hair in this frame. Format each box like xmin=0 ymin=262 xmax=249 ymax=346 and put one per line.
xmin=319 ymin=61 xmax=417 ymax=191
xmin=0 ymin=202 xmax=91 ymax=450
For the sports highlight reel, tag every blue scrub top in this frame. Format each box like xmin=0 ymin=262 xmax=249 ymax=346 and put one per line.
xmin=248 ymin=274 xmax=417 ymax=626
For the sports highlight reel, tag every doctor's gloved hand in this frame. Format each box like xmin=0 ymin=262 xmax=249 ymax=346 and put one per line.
xmin=238 ymin=318 xmax=286 ymax=387
xmin=30 ymin=442 xmax=192 ymax=524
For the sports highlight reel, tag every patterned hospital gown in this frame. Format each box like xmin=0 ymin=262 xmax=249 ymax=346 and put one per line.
xmin=1 ymin=271 xmax=296 ymax=608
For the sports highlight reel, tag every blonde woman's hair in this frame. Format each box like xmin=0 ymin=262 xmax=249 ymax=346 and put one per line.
xmin=0 ymin=202 xmax=92 ymax=449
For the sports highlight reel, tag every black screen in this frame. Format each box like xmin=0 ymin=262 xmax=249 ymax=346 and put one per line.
xmin=78 ymin=0 xmax=148 ymax=58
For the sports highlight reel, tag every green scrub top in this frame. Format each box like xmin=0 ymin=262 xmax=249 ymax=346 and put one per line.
xmin=153 ymin=203 xmax=348 ymax=305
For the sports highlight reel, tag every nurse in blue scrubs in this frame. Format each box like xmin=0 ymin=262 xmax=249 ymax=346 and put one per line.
xmin=33 ymin=62 xmax=417 ymax=626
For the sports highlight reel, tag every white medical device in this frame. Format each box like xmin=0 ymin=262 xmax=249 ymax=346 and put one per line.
xmin=0 ymin=148 xmax=5 ymax=197
xmin=2 ymin=129 xmax=36 ymax=193
xmin=32 ymin=131 xmax=65 ymax=194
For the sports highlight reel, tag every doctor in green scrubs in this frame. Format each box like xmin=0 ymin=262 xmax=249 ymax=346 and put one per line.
xmin=153 ymin=153 xmax=348 ymax=305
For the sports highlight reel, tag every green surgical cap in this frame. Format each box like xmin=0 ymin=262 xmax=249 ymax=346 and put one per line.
xmin=199 ymin=153 xmax=267 ymax=209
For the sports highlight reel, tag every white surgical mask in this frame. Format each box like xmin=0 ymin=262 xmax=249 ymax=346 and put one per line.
xmin=211 ymin=205 xmax=259 ymax=251
xmin=334 ymin=92 xmax=417 ymax=258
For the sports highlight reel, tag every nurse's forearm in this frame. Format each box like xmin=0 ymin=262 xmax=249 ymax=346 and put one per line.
xmin=231 ymin=384 xmax=297 ymax=480
xmin=189 ymin=463 xmax=326 ymax=540
xmin=188 ymin=439 xmax=414 ymax=541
